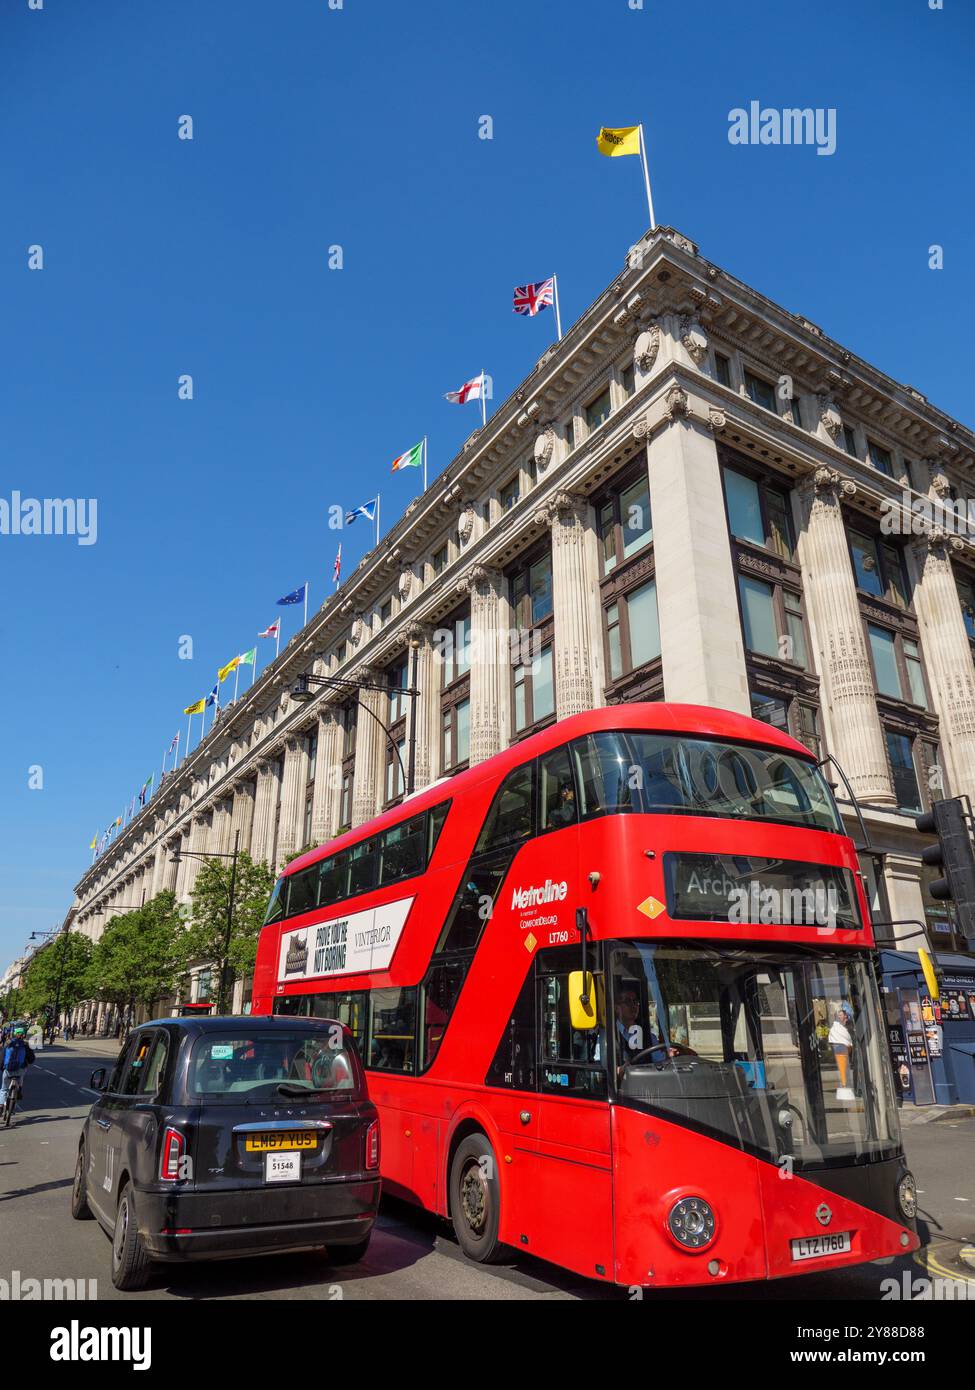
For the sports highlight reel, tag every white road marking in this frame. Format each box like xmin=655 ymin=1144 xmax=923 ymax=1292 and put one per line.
xmin=35 ymin=1064 xmax=97 ymax=1097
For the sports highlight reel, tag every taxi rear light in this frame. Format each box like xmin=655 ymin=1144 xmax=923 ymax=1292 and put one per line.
xmin=365 ymin=1121 xmax=380 ymax=1171
xmin=160 ymin=1127 xmax=185 ymax=1181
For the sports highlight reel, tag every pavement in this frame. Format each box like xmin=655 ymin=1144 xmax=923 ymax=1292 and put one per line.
xmin=1 ymin=1039 xmax=972 ymax=1302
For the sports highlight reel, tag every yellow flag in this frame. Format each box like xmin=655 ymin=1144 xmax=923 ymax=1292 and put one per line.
xmin=89 ymin=834 xmax=97 ymax=850
xmin=184 ymin=697 xmax=205 ymax=715
xmin=597 ymin=125 xmax=640 ymax=157
xmin=218 ymin=656 xmax=240 ymax=683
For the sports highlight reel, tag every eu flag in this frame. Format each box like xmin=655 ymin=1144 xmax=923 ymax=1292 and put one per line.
xmin=276 ymin=585 xmax=306 ymax=606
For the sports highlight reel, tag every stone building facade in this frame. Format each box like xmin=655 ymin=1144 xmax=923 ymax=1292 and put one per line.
xmin=67 ymin=225 xmax=975 ymax=1016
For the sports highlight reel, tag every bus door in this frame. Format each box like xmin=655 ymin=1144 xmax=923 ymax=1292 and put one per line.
xmin=530 ymin=947 xmax=615 ymax=1282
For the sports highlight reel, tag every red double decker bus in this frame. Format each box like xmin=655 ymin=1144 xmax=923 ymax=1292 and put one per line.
xmin=252 ymin=703 xmax=919 ymax=1289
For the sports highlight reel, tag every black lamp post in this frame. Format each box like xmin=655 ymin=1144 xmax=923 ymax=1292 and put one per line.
xmin=170 ymin=829 xmax=241 ymax=1015
xmin=289 ymin=650 xmax=421 ymax=797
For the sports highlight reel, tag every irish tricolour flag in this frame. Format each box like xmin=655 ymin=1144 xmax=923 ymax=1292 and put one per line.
xmin=390 ymin=442 xmax=423 ymax=472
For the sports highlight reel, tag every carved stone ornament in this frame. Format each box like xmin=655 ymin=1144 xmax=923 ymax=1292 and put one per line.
xmin=817 ymin=396 xmax=843 ymax=441
xmin=809 ymin=466 xmax=856 ymax=499
xmin=533 ymin=425 xmax=556 ymax=471
xmin=631 ymin=412 xmax=652 ymax=443
xmin=930 ymin=470 xmax=952 ymax=498
xmin=706 ymin=409 xmax=727 ymax=433
xmin=350 ymin=615 xmax=364 ymax=646
xmin=680 ymin=318 xmax=708 ymax=366
xmin=913 ymin=523 xmax=964 ymax=554
xmin=663 ymin=384 xmax=689 ymax=421
xmin=457 ymin=503 xmax=475 ymax=547
xmin=633 ymin=324 xmax=660 ymax=374
xmin=397 ymin=567 xmax=413 ymax=600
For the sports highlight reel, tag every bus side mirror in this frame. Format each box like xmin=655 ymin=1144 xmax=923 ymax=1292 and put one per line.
xmin=568 ymin=971 xmax=597 ymax=1031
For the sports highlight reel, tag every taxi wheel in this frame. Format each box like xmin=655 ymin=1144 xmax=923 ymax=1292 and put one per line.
xmin=111 ymin=1183 xmax=152 ymax=1291
xmin=70 ymin=1145 xmax=93 ymax=1220
xmin=326 ymin=1234 xmax=372 ymax=1264
xmin=449 ymin=1133 xmax=505 ymax=1264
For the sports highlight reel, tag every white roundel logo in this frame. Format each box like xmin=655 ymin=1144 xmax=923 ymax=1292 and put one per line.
xmin=815 ymin=1203 xmax=833 ymax=1227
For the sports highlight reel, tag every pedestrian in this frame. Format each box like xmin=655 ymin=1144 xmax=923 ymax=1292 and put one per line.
xmin=829 ymin=1005 xmax=855 ymax=1101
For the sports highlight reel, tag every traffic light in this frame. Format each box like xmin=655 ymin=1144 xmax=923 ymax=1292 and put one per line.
xmin=915 ymin=796 xmax=975 ymax=946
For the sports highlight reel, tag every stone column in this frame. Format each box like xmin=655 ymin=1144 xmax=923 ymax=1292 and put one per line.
xmin=464 ymin=566 xmax=506 ymax=765
xmin=795 ymin=467 xmax=895 ymax=803
xmin=311 ymin=707 xmax=343 ymax=843
xmin=405 ymin=624 xmax=442 ymax=790
xmin=351 ymin=673 xmax=385 ymax=827
xmin=183 ymin=815 xmax=207 ymax=897
xmin=173 ymin=829 xmax=191 ymax=899
xmin=275 ymin=735 xmax=308 ymax=868
xmin=643 ymin=410 xmax=750 ymax=713
xmin=538 ymin=492 xmax=603 ymax=717
xmin=251 ymin=761 xmax=277 ymax=867
xmin=230 ymin=781 xmax=256 ymax=857
xmin=214 ymin=797 xmax=234 ymax=856
xmin=911 ymin=528 xmax=975 ymax=802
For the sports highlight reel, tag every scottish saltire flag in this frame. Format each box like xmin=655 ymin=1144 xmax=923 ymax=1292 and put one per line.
xmin=276 ymin=584 xmax=306 ymax=606
xmin=345 ymin=498 xmax=378 ymax=525
xmin=333 ymin=544 xmax=342 ymax=585
xmin=513 ymin=278 xmax=554 ymax=317
xmin=258 ymin=621 xmax=279 ymax=639
xmin=204 ymin=683 xmax=218 ymax=708
xmin=444 ymin=373 xmax=485 ymax=404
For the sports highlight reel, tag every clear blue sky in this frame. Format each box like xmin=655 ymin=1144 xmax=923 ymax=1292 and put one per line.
xmin=1 ymin=0 xmax=971 ymax=969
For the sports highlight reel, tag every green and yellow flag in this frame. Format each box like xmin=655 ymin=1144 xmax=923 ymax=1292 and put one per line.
xmin=596 ymin=125 xmax=640 ymax=157
xmin=218 ymin=656 xmax=240 ymax=683
xmin=184 ymin=697 xmax=206 ymax=715
xmin=89 ymin=833 xmax=97 ymax=851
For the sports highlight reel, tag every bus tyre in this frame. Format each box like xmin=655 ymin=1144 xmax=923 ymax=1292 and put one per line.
xmin=70 ymin=1145 xmax=93 ymax=1220
xmin=111 ymin=1183 xmax=152 ymax=1291
xmin=449 ymin=1133 xmax=505 ymax=1264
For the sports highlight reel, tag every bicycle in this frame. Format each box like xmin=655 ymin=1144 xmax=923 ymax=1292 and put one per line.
xmin=2 ymin=1075 xmax=22 ymax=1128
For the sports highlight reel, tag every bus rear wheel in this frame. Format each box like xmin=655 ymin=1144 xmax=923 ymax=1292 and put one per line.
xmin=449 ymin=1133 xmax=505 ymax=1264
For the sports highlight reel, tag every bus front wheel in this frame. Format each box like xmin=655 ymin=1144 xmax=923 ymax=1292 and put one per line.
xmin=449 ymin=1133 xmax=505 ymax=1264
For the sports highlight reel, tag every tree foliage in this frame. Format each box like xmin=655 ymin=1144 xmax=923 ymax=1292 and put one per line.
xmin=88 ymin=891 xmax=183 ymax=1014
xmin=18 ymin=932 xmax=93 ymax=1017
xmin=181 ymin=852 xmax=276 ymax=997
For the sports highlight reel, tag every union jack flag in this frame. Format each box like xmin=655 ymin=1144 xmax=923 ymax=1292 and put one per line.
xmin=513 ymin=277 xmax=555 ymax=317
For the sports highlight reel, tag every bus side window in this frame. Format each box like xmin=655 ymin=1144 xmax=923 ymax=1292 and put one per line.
xmin=474 ymin=761 xmax=535 ymax=855
xmin=538 ymin=744 xmax=578 ymax=832
xmin=420 ymin=959 xmax=469 ymax=1068
xmin=428 ymin=801 xmax=450 ymax=860
xmin=367 ymin=988 xmax=417 ymax=1073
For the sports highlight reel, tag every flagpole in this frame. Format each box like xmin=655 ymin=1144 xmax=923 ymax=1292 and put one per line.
xmin=480 ymin=369 xmax=487 ymax=427
xmin=376 ymin=495 xmax=381 ymax=546
xmin=185 ymin=713 xmax=191 ymax=762
xmin=304 ymin=581 xmax=308 ymax=627
xmin=233 ymin=663 xmax=239 ymax=703
xmin=638 ymin=124 xmax=656 ymax=231
xmin=423 ymin=436 xmax=428 ymax=492
xmin=276 ymin=623 xmax=280 ymax=659
xmin=553 ymin=275 xmax=563 ymax=341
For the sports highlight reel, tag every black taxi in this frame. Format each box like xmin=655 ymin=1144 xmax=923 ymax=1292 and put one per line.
xmin=71 ymin=1016 xmax=380 ymax=1290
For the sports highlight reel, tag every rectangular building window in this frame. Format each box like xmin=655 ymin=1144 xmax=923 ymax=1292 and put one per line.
xmin=886 ymin=732 xmax=922 ymax=813
xmin=868 ymin=440 xmax=894 ymax=476
xmin=867 ymin=624 xmax=901 ymax=699
xmin=744 ymin=369 xmax=776 ymax=412
xmin=620 ymin=362 xmax=636 ymax=398
xmin=713 ymin=353 xmax=731 ymax=388
xmin=843 ymin=424 xmax=858 ymax=457
xmin=500 ymin=475 xmax=520 ymax=512
xmin=723 ymin=465 xmax=793 ymax=560
xmin=585 ymin=387 xmax=612 ymax=434
xmin=432 ymin=544 xmax=448 ymax=576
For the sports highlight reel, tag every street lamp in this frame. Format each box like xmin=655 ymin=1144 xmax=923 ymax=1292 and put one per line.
xmin=170 ymin=829 xmax=241 ymax=1016
xmin=289 ymin=646 xmax=421 ymax=797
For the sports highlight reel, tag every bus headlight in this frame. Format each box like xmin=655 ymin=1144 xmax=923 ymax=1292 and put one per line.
xmin=667 ymin=1196 xmax=716 ymax=1250
xmin=897 ymin=1171 xmax=918 ymax=1220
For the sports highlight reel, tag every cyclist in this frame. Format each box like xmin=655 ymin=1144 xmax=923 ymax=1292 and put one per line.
xmin=1 ymin=1024 xmax=35 ymax=1115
